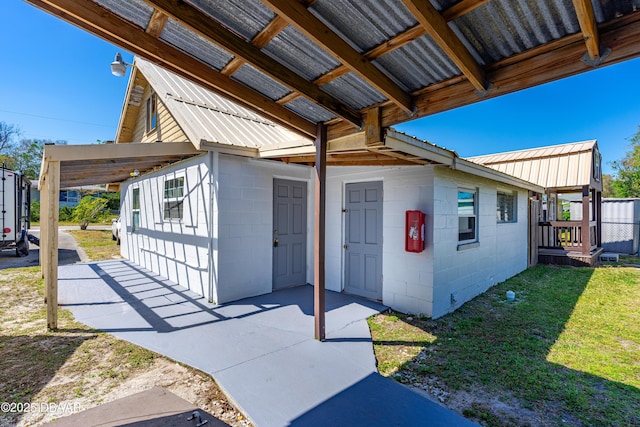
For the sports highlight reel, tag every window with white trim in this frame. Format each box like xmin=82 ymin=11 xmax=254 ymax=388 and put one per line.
xmin=164 ymin=177 xmax=184 ymax=220
xmin=132 ymin=188 xmax=140 ymax=232
xmin=458 ymin=189 xmax=477 ymax=242
xmin=146 ymin=93 xmax=157 ymax=133
xmin=496 ymin=190 xmax=517 ymax=223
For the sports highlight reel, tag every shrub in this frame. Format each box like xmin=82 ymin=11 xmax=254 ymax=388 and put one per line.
xmin=72 ymin=196 xmax=108 ymax=230
xmin=30 ymin=201 xmax=40 ymax=222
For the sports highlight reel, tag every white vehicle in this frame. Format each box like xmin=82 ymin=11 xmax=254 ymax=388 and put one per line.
xmin=0 ymin=166 xmax=31 ymax=256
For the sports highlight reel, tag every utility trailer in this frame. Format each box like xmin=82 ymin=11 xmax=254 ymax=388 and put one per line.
xmin=1 ymin=166 xmax=31 ymax=256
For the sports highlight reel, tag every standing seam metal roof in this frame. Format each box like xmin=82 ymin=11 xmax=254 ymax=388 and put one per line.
xmin=467 ymin=140 xmax=600 ymax=189
xmin=135 ymin=57 xmax=310 ymax=150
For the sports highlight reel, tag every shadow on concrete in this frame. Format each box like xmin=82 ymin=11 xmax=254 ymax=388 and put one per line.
xmin=290 ymin=372 xmax=477 ymax=426
xmin=0 ymin=247 xmax=81 ymax=270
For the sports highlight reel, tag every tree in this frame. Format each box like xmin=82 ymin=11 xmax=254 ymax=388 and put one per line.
xmin=11 ymin=139 xmax=44 ymax=179
xmin=72 ymin=196 xmax=108 ymax=230
xmin=601 ymin=174 xmax=615 ymax=198
xmin=0 ymin=122 xmax=20 ymax=166
xmin=0 ymin=121 xmax=19 ymax=152
xmin=610 ymin=126 xmax=640 ymax=198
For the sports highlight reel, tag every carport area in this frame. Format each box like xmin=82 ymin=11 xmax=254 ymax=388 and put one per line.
xmin=38 ymin=141 xmax=200 ymax=329
xmin=58 ymin=259 xmax=477 ymax=426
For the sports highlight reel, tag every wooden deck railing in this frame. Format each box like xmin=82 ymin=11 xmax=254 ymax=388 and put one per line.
xmin=538 ymin=221 xmax=597 ymax=254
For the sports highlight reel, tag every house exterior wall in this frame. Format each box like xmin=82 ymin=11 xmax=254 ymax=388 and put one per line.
xmin=326 ymin=166 xmax=435 ymax=316
xmin=119 ymin=157 xmax=529 ymax=318
xmin=216 ymin=155 xmax=314 ymax=303
xmin=131 ymin=86 xmax=188 ymax=143
xmin=120 ymin=154 xmax=211 ymax=300
xmin=119 ymin=152 xmax=314 ymax=305
xmin=431 ymin=167 xmax=529 ymax=318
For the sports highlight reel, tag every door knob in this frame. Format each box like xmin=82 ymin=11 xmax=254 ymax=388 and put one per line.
xmin=274 ymin=238 xmax=279 ymax=247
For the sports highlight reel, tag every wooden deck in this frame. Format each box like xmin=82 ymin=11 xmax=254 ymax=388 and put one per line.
xmin=538 ymin=247 xmax=604 ymax=267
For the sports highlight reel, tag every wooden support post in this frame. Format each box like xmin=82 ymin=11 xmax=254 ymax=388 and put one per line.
xmin=46 ymin=161 xmax=60 ymax=330
xmin=581 ymin=185 xmax=590 ymax=256
xmin=595 ymin=190 xmax=602 ymax=247
xmin=40 ymin=173 xmax=48 ymax=286
xmin=314 ymin=123 xmax=327 ymax=341
xmin=364 ymin=107 xmax=382 ymax=146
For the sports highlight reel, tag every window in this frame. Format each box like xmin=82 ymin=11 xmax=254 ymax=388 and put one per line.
xmin=164 ymin=177 xmax=184 ymax=220
xmin=593 ymin=147 xmax=602 ymax=182
xmin=132 ymin=188 xmax=140 ymax=232
xmin=145 ymin=93 xmax=157 ymax=133
xmin=497 ymin=190 xmax=517 ymax=223
xmin=458 ymin=189 xmax=477 ymax=242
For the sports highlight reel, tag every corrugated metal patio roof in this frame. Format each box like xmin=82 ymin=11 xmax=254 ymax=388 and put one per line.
xmin=28 ymin=0 xmax=640 ymax=142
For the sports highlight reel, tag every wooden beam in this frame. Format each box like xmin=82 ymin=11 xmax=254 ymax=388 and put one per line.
xmin=572 ymin=0 xmax=602 ymax=62
xmin=310 ymin=0 xmax=487 ymax=88
xmin=27 ymin=0 xmax=317 ymax=138
xmin=581 ymin=185 xmax=590 ymax=256
xmin=314 ymin=124 xmax=326 ymax=341
xmin=45 ymin=160 xmax=60 ymax=330
xmin=328 ymin=11 xmax=640 ymax=141
xmin=142 ymin=0 xmax=362 ymax=127
xmin=442 ymin=0 xmax=491 ymax=21
xmin=402 ymin=0 xmax=488 ymax=94
xmin=262 ymin=0 xmax=414 ymax=114
xmin=44 ymin=141 xmax=199 ymax=162
xmin=364 ymin=107 xmax=382 ymax=146
xmin=145 ymin=9 xmax=168 ymax=37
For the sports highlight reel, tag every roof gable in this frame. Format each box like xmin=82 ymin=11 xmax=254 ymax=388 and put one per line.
xmin=120 ymin=57 xmax=313 ymax=152
xmin=467 ymin=140 xmax=603 ymax=191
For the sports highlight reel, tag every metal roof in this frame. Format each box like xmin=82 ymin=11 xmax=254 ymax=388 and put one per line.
xmin=135 ymin=57 xmax=312 ymax=151
xmin=29 ymin=0 xmax=640 ymax=143
xmin=467 ymin=140 xmax=602 ymax=190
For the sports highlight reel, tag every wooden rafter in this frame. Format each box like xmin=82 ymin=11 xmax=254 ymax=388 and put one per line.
xmin=401 ymin=0 xmax=488 ymax=94
xmin=572 ymin=0 xmax=602 ymax=61
xmin=145 ymin=9 xmax=168 ymax=37
xmin=291 ymin=1 xmax=489 ymax=102
xmin=142 ymin=0 xmax=362 ymax=127
xmin=328 ymin=11 xmax=640 ymax=141
xmin=261 ymin=0 xmax=414 ymax=114
xmin=28 ymin=0 xmax=317 ymax=138
xmin=442 ymin=0 xmax=491 ymax=21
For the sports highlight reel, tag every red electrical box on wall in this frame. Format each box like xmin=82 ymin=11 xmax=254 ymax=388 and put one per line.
xmin=405 ymin=210 xmax=425 ymax=253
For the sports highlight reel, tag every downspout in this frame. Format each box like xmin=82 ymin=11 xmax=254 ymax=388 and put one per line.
xmin=207 ymin=151 xmax=219 ymax=303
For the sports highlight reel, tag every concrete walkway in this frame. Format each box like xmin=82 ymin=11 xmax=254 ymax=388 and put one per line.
xmin=58 ymin=260 xmax=478 ymax=427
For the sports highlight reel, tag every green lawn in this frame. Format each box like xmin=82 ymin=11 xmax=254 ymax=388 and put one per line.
xmin=66 ymin=230 xmax=121 ymax=261
xmin=368 ymin=263 xmax=640 ymax=426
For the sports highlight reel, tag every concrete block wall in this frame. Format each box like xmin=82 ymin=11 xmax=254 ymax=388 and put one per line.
xmin=431 ymin=167 xmax=529 ymax=318
xmin=120 ymin=154 xmax=211 ymax=300
xmin=216 ymin=155 xmax=313 ymax=303
xmin=326 ymin=166 xmax=435 ymax=316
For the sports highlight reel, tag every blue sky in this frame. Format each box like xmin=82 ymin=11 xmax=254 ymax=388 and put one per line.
xmin=2 ymin=0 xmax=640 ymax=175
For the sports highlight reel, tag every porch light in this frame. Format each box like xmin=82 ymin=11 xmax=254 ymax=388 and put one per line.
xmin=130 ymin=169 xmax=140 ymax=177
xmin=110 ymin=52 xmax=131 ymax=77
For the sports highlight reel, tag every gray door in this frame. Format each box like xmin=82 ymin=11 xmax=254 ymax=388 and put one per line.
xmin=273 ymin=179 xmax=307 ymax=290
xmin=344 ymin=181 xmax=383 ymax=300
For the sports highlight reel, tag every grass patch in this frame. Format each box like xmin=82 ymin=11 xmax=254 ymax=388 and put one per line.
xmin=369 ymin=262 xmax=640 ymax=426
xmin=0 ymin=230 xmax=249 ymax=426
xmin=66 ymin=230 xmax=121 ymax=261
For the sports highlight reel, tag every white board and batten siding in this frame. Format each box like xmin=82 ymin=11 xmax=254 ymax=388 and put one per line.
xmin=120 ymin=154 xmax=211 ymax=299
xmin=120 ymin=152 xmax=314 ymax=304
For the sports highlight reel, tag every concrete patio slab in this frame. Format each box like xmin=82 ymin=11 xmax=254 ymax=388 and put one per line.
xmin=58 ymin=260 xmax=478 ymax=427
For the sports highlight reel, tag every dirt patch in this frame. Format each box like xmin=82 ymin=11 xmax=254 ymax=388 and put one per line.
xmin=0 ymin=267 xmax=252 ymax=427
